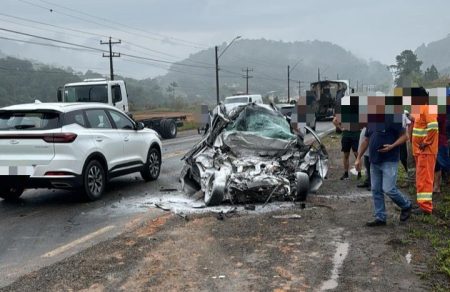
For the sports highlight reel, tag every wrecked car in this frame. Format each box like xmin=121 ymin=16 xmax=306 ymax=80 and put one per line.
xmin=181 ymin=103 xmax=328 ymax=206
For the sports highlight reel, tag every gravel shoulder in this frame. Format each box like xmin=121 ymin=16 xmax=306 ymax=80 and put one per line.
xmin=2 ymin=133 xmax=443 ymax=291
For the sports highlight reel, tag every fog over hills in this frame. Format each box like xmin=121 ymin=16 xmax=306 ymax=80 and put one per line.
xmin=160 ymin=39 xmax=393 ymax=101
xmin=415 ymin=34 xmax=450 ymax=75
xmin=0 ymin=38 xmax=395 ymax=106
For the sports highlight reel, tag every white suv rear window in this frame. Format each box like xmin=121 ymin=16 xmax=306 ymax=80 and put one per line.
xmin=0 ymin=111 xmax=60 ymax=130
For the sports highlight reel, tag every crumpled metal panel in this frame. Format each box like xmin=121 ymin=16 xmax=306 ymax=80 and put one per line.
xmin=180 ymin=103 xmax=328 ymax=205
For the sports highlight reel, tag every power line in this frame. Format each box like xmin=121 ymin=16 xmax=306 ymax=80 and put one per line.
xmin=0 ymin=35 xmax=96 ymax=52
xmin=37 ymin=0 xmax=210 ymax=48
xmin=0 ymin=27 xmax=216 ymax=70
xmin=16 ymin=0 xmax=207 ymax=49
xmin=0 ymin=12 xmax=108 ymax=38
xmin=0 ymin=27 xmax=105 ymax=52
xmin=0 ymin=12 xmax=195 ymax=61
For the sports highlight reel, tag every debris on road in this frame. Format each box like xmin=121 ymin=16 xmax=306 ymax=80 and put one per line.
xmin=181 ymin=103 xmax=328 ymax=206
xmin=272 ymin=214 xmax=302 ymax=219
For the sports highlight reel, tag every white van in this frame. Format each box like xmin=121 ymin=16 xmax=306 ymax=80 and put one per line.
xmin=223 ymin=94 xmax=263 ymax=112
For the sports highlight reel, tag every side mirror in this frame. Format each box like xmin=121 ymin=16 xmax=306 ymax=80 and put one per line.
xmin=136 ymin=122 xmax=145 ymax=131
xmin=57 ymin=87 xmax=62 ymax=102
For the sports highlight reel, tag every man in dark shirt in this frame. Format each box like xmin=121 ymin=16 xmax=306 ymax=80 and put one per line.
xmin=355 ymin=122 xmax=412 ymax=226
xmin=333 ymin=116 xmax=361 ymax=180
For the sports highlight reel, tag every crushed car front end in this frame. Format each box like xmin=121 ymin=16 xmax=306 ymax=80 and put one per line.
xmin=181 ymin=103 xmax=328 ymax=206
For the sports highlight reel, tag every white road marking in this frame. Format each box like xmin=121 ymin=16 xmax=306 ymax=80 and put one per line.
xmin=163 ymin=135 xmax=200 ymax=146
xmin=163 ymin=150 xmax=186 ymax=160
xmin=320 ymin=241 xmax=350 ymax=291
xmin=41 ymin=225 xmax=115 ymax=258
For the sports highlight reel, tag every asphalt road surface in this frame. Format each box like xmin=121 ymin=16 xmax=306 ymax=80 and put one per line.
xmin=0 ymin=122 xmax=333 ymax=287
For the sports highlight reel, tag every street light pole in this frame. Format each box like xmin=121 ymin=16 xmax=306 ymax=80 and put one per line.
xmin=287 ymin=65 xmax=290 ymax=102
xmin=287 ymin=59 xmax=302 ymax=103
xmin=215 ymin=46 xmax=220 ymax=105
xmin=215 ymin=36 xmax=241 ymax=105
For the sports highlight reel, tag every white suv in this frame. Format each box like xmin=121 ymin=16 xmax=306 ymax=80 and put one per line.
xmin=0 ymin=102 xmax=162 ymax=201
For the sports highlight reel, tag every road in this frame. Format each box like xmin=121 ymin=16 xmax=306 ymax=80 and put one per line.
xmin=0 ymin=122 xmax=333 ymax=288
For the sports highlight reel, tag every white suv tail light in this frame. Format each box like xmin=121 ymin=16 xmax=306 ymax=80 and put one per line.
xmin=42 ymin=133 xmax=77 ymax=143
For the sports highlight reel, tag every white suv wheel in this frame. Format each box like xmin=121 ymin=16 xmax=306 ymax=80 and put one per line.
xmin=83 ymin=160 xmax=106 ymax=200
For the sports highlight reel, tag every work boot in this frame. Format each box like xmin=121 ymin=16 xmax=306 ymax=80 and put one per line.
xmin=357 ymin=181 xmax=370 ymax=188
xmin=400 ymin=206 xmax=412 ymax=222
xmin=340 ymin=172 xmax=349 ymax=180
xmin=365 ymin=219 xmax=387 ymax=227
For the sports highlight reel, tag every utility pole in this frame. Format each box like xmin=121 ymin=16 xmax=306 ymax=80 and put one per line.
xmin=287 ymin=65 xmax=290 ymax=102
xmin=242 ymin=67 xmax=253 ymax=94
xmin=215 ymin=46 xmax=219 ymax=104
xmin=100 ymin=37 xmax=121 ymax=80
xmin=318 ymin=68 xmax=321 ymax=81
xmin=337 ymin=73 xmax=340 ymax=80
xmin=298 ymin=80 xmax=304 ymax=97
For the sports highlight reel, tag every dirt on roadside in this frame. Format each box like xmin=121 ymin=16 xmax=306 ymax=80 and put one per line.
xmin=1 ymin=133 xmax=445 ymax=292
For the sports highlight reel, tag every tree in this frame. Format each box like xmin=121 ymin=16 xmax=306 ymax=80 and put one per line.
xmin=390 ymin=50 xmax=423 ymax=87
xmin=423 ymin=64 xmax=439 ymax=82
xmin=166 ymin=81 xmax=178 ymax=98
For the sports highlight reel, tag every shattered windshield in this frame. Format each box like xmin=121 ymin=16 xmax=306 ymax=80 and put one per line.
xmin=225 ymin=105 xmax=295 ymax=140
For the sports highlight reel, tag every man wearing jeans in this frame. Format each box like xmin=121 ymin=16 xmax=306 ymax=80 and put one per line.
xmin=355 ymin=121 xmax=412 ymax=226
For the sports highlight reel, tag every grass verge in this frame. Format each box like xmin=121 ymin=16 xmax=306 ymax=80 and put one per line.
xmin=397 ymin=166 xmax=450 ymax=291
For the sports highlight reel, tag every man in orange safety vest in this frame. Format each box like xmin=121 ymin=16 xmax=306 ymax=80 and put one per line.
xmin=410 ymin=90 xmax=438 ymax=214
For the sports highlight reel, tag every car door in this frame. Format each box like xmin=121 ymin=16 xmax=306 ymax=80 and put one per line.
xmin=107 ymin=109 xmax=146 ymax=165
xmin=110 ymin=84 xmax=126 ymax=112
xmin=84 ymin=109 xmax=124 ymax=171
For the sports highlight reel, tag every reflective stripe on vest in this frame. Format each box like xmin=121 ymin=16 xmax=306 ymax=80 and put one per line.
xmin=426 ymin=121 xmax=438 ymax=131
xmin=417 ymin=192 xmax=432 ymax=201
xmin=412 ymin=128 xmax=427 ymax=137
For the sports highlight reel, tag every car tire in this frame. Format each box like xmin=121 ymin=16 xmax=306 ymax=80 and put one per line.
xmin=82 ymin=160 xmax=106 ymax=201
xmin=141 ymin=147 xmax=161 ymax=181
xmin=296 ymin=172 xmax=310 ymax=201
xmin=0 ymin=186 xmax=24 ymax=201
xmin=204 ymin=173 xmax=225 ymax=206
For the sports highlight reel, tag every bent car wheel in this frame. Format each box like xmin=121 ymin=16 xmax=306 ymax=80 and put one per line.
xmin=141 ymin=147 xmax=161 ymax=181
xmin=204 ymin=173 xmax=225 ymax=206
xmin=0 ymin=187 xmax=24 ymax=201
xmin=83 ymin=160 xmax=106 ymax=201
xmin=296 ymin=172 xmax=310 ymax=201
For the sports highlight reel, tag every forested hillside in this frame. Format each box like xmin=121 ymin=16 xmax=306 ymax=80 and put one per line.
xmin=160 ymin=39 xmax=393 ymax=101
xmin=1 ymin=39 xmax=395 ymax=109
xmin=415 ymin=35 xmax=450 ymax=75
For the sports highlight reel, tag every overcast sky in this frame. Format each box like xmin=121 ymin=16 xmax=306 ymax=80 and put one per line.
xmin=1 ymin=0 xmax=450 ymax=79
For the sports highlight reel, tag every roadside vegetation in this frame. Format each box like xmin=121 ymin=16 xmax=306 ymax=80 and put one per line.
xmin=397 ymin=168 xmax=450 ymax=291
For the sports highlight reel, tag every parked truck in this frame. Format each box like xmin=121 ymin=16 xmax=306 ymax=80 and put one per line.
xmin=57 ymin=79 xmax=186 ymax=139
xmin=306 ymin=80 xmax=353 ymax=120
